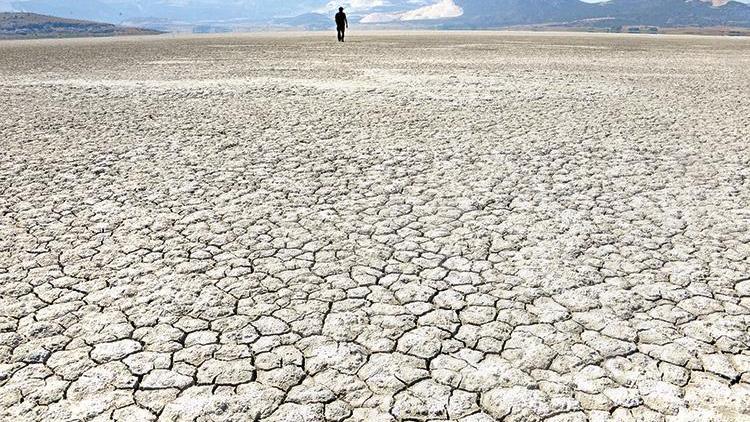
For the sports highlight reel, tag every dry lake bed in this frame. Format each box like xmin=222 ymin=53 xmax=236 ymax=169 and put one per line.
xmin=1 ymin=31 xmax=749 ymax=421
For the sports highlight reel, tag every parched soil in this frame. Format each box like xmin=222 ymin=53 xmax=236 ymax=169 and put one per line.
xmin=0 ymin=31 xmax=749 ymax=421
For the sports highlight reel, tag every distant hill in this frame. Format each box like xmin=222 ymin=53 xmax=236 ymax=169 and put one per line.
xmin=445 ymin=0 xmax=595 ymax=28
xmin=434 ymin=0 xmax=750 ymax=29
xmin=585 ymin=0 xmax=750 ymax=28
xmin=355 ymin=0 xmax=750 ymax=30
xmin=0 ymin=12 xmax=162 ymax=39
xmin=5 ymin=0 xmax=323 ymax=24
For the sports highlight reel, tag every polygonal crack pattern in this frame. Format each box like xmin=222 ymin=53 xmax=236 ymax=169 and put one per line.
xmin=1 ymin=33 xmax=749 ymax=421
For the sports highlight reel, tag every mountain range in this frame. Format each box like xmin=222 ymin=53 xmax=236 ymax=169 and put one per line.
xmin=446 ymin=0 xmax=750 ymax=28
xmin=2 ymin=0 xmax=750 ymax=30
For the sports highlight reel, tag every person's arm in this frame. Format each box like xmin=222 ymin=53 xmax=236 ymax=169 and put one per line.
xmin=345 ymin=15 xmax=348 ymax=28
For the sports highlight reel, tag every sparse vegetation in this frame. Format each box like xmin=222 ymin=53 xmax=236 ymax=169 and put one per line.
xmin=0 ymin=12 xmax=162 ymax=39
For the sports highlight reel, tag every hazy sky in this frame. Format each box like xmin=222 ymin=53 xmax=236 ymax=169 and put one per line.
xmin=3 ymin=0 xmax=748 ymax=25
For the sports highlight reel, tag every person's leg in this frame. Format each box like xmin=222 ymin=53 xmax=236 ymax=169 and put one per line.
xmin=337 ymin=28 xmax=343 ymax=41
xmin=341 ymin=29 xmax=345 ymax=42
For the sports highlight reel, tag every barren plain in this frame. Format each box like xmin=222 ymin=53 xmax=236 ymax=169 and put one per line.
xmin=1 ymin=31 xmax=749 ymax=421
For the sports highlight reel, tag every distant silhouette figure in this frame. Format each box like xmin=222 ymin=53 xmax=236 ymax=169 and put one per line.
xmin=335 ymin=7 xmax=348 ymax=42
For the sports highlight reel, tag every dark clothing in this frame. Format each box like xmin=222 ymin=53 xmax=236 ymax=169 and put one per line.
xmin=335 ymin=12 xmax=347 ymax=28
xmin=335 ymin=12 xmax=347 ymax=42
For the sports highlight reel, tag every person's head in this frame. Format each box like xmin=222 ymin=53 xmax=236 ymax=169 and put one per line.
xmin=339 ymin=7 xmax=344 ymax=12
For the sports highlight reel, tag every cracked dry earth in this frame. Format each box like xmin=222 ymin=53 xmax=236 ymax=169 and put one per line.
xmin=1 ymin=31 xmax=750 ymax=422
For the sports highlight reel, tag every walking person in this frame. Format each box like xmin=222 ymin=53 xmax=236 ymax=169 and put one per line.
xmin=335 ymin=7 xmax=348 ymax=42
